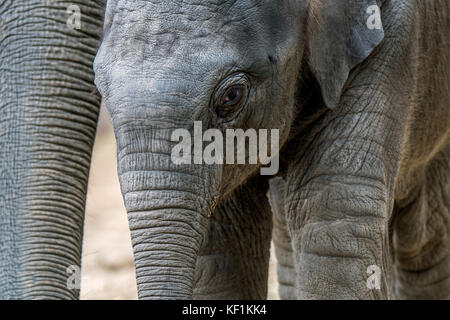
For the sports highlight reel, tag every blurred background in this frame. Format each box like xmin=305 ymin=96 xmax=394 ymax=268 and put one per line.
xmin=80 ymin=103 xmax=279 ymax=299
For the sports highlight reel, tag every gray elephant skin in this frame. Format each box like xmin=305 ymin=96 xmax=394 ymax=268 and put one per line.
xmin=0 ymin=1 xmax=105 ymax=299
xmin=2 ymin=0 xmax=450 ymax=300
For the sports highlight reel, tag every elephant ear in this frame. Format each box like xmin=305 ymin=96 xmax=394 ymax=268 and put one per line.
xmin=307 ymin=0 xmax=385 ymax=109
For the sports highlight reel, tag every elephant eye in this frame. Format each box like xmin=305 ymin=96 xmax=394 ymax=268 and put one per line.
xmin=214 ymin=75 xmax=250 ymax=121
xmin=220 ymin=85 xmax=245 ymax=108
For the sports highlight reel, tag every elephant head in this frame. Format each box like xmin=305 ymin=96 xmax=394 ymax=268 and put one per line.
xmin=93 ymin=0 xmax=385 ymax=299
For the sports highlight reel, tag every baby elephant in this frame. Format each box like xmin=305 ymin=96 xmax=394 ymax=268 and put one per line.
xmin=9 ymin=0 xmax=450 ymax=300
xmin=93 ymin=0 xmax=450 ymax=299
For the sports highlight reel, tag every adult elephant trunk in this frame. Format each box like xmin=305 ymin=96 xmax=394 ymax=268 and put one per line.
xmin=0 ymin=1 xmax=105 ymax=298
xmin=114 ymin=124 xmax=219 ymax=299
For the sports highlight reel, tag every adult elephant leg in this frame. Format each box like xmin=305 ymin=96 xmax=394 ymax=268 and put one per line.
xmin=0 ymin=1 xmax=105 ymax=299
xmin=193 ymin=175 xmax=272 ymax=299
xmin=268 ymin=178 xmax=296 ymax=299
xmin=393 ymin=144 xmax=450 ymax=299
xmin=284 ymin=3 xmax=417 ymax=299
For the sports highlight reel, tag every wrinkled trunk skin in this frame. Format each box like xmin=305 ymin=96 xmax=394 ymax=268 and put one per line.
xmin=115 ymin=125 xmax=218 ymax=299
xmin=0 ymin=1 xmax=104 ymax=298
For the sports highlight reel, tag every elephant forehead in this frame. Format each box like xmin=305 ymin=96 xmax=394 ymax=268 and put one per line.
xmin=100 ymin=1 xmax=260 ymax=67
xmin=106 ymin=0 xmax=258 ymax=35
xmin=95 ymin=0 xmax=305 ymax=99
xmin=102 ymin=0 xmax=300 ymax=50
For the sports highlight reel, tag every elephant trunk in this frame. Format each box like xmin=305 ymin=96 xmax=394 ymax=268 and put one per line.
xmin=0 ymin=1 xmax=105 ymax=298
xmin=115 ymin=126 xmax=217 ymax=299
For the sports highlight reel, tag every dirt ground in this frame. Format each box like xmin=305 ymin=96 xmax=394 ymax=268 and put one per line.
xmin=80 ymin=104 xmax=279 ymax=299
